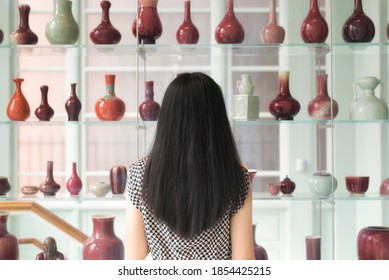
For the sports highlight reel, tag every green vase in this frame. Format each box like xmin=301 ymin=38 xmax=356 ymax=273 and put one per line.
xmin=45 ymin=0 xmax=79 ymax=44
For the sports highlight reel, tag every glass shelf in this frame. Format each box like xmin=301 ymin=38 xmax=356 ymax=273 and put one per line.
xmin=253 ymin=192 xmax=389 ymax=201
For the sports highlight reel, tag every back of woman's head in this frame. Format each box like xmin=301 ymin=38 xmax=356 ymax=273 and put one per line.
xmin=143 ymin=72 xmax=245 ymax=239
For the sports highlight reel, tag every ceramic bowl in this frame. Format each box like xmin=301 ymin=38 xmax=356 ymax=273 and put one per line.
xmin=90 ymin=182 xmax=111 ymax=197
xmin=267 ymin=183 xmax=280 ymax=196
xmin=21 ymin=185 xmax=39 ymax=195
xmin=345 ymin=176 xmax=369 ymax=195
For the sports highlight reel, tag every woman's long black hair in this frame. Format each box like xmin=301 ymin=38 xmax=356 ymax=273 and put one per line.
xmin=142 ymin=72 xmax=245 ymax=239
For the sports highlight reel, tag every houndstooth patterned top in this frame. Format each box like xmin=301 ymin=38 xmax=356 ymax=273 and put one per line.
xmin=127 ymin=157 xmax=249 ymax=260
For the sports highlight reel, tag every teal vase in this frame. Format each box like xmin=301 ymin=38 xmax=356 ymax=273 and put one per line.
xmin=45 ymin=0 xmax=79 ymax=44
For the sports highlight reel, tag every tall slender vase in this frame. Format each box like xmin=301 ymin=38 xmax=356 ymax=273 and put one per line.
xmin=90 ymin=1 xmax=121 ymax=44
xmin=342 ymin=0 xmax=375 ymax=43
xmin=10 ymin=4 xmax=38 ymax=45
xmin=65 ymin=83 xmax=82 ymax=121
xmin=110 ymin=165 xmax=127 ymax=195
xmin=39 ymin=161 xmax=61 ymax=197
xmin=301 ymin=0 xmax=328 ymax=43
xmin=35 ymin=85 xmax=55 ymax=121
xmin=7 ymin=78 xmax=30 ymax=121
xmin=83 ymin=215 xmax=124 ymax=260
xmin=253 ymin=224 xmax=269 ymax=260
xmin=176 ymin=0 xmax=199 ymax=44
xmin=66 ymin=162 xmax=83 ymax=196
xmin=132 ymin=0 xmax=163 ymax=44
xmin=95 ymin=74 xmax=126 ymax=121
xmin=358 ymin=227 xmax=389 ymax=259
xmin=45 ymin=0 xmax=80 ymax=44
xmin=260 ymin=0 xmax=285 ymax=44
xmin=139 ymin=81 xmax=160 ymax=121
xmin=308 ymin=74 xmax=338 ymax=120
xmin=0 ymin=212 xmax=19 ymax=260
xmin=215 ymin=0 xmax=245 ymax=44
xmin=268 ymin=71 xmax=300 ymax=120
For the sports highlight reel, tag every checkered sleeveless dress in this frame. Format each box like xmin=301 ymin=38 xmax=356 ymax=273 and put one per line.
xmin=127 ymin=157 xmax=249 ymax=260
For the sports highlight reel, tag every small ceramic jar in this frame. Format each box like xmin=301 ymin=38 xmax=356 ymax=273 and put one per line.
xmin=308 ymin=171 xmax=337 ymax=196
xmin=21 ymin=185 xmax=39 ymax=196
xmin=90 ymin=182 xmax=111 ymax=197
xmin=280 ymin=175 xmax=295 ymax=195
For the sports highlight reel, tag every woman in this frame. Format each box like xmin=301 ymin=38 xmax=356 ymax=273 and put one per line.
xmin=125 ymin=72 xmax=254 ymax=260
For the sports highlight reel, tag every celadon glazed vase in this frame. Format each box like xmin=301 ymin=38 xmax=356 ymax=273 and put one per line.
xmin=233 ymin=74 xmax=259 ymax=120
xmin=308 ymin=171 xmax=337 ymax=196
xmin=45 ymin=0 xmax=80 ymax=44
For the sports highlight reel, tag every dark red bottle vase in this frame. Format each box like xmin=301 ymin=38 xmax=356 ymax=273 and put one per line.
xmin=0 ymin=212 xmax=19 ymax=260
xmin=35 ymin=85 xmax=55 ymax=121
xmin=176 ymin=0 xmax=199 ymax=44
xmin=90 ymin=1 xmax=121 ymax=44
xmin=83 ymin=215 xmax=125 ymax=260
xmin=308 ymin=74 xmax=338 ymax=120
xmin=65 ymin=83 xmax=82 ymax=121
xmin=215 ymin=0 xmax=245 ymax=44
xmin=110 ymin=165 xmax=127 ymax=195
xmin=139 ymin=81 xmax=160 ymax=121
xmin=132 ymin=0 xmax=163 ymax=44
xmin=268 ymin=71 xmax=300 ymax=121
xmin=39 ymin=161 xmax=61 ymax=197
xmin=253 ymin=224 xmax=269 ymax=260
xmin=66 ymin=162 xmax=83 ymax=196
xmin=10 ymin=4 xmax=38 ymax=45
xmin=343 ymin=0 xmax=375 ymax=43
xmin=301 ymin=0 xmax=328 ymax=43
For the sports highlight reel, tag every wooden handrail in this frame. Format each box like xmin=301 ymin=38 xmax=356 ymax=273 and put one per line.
xmin=18 ymin=238 xmax=45 ymax=250
xmin=0 ymin=201 xmax=88 ymax=244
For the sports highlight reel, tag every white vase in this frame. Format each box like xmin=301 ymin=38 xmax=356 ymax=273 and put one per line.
xmin=233 ymin=74 xmax=259 ymax=120
xmin=236 ymin=74 xmax=255 ymax=95
xmin=308 ymin=171 xmax=337 ymax=196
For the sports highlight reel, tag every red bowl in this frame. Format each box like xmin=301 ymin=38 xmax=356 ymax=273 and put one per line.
xmin=345 ymin=176 xmax=369 ymax=195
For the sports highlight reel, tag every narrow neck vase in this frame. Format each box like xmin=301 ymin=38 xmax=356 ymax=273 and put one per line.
xmin=343 ymin=0 xmax=375 ymax=42
xmin=260 ymin=0 xmax=285 ymax=44
xmin=301 ymin=0 xmax=329 ymax=43
xmin=176 ymin=0 xmax=199 ymax=44
xmin=215 ymin=0 xmax=245 ymax=44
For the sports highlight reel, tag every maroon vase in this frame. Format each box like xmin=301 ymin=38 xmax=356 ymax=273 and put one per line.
xmin=253 ymin=224 xmax=269 ymax=260
xmin=358 ymin=226 xmax=389 ymax=260
xmin=83 ymin=215 xmax=124 ymax=260
xmin=342 ymin=0 xmax=375 ymax=43
xmin=279 ymin=175 xmax=296 ymax=195
xmin=176 ymin=0 xmax=199 ymax=44
xmin=387 ymin=23 xmax=389 ymax=41
xmin=65 ymin=83 xmax=82 ymax=121
xmin=0 ymin=29 xmax=3 ymax=44
xmin=39 ymin=161 xmax=61 ymax=197
xmin=301 ymin=0 xmax=328 ymax=43
xmin=379 ymin=177 xmax=389 ymax=196
xmin=215 ymin=0 xmax=245 ymax=44
xmin=35 ymin=85 xmax=55 ymax=121
xmin=305 ymin=236 xmax=321 ymax=260
xmin=66 ymin=162 xmax=83 ymax=196
xmin=132 ymin=0 xmax=163 ymax=44
xmin=139 ymin=81 xmax=160 ymax=121
xmin=110 ymin=165 xmax=127 ymax=195
xmin=268 ymin=71 xmax=300 ymax=120
xmin=0 ymin=212 xmax=19 ymax=260
xmin=0 ymin=177 xmax=11 ymax=196
xmin=308 ymin=74 xmax=338 ymax=120
xmin=260 ymin=0 xmax=285 ymax=44
xmin=10 ymin=4 xmax=38 ymax=45
xmin=90 ymin=1 xmax=121 ymax=44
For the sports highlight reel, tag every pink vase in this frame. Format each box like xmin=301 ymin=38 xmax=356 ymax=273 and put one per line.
xmin=90 ymin=1 xmax=122 ymax=44
xmin=65 ymin=83 xmax=82 ymax=121
xmin=260 ymin=0 xmax=285 ymax=44
xmin=358 ymin=227 xmax=389 ymax=260
xmin=132 ymin=0 xmax=162 ymax=44
xmin=39 ymin=161 xmax=61 ymax=197
xmin=215 ymin=0 xmax=245 ymax=44
xmin=343 ymin=0 xmax=375 ymax=43
xmin=110 ymin=165 xmax=127 ymax=195
xmin=253 ymin=224 xmax=268 ymax=260
xmin=305 ymin=235 xmax=321 ymax=260
xmin=379 ymin=177 xmax=389 ymax=196
xmin=176 ymin=0 xmax=199 ymax=44
xmin=66 ymin=162 xmax=83 ymax=196
xmin=139 ymin=81 xmax=160 ymax=121
xmin=83 ymin=215 xmax=124 ymax=260
xmin=0 ymin=212 xmax=19 ymax=260
xmin=35 ymin=85 xmax=55 ymax=121
xmin=301 ymin=0 xmax=328 ymax=43
xmin=308 ymin=74 xmax=338 ymax=120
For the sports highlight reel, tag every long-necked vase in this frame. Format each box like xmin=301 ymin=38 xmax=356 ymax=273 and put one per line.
xmin=260 ymin=0 xmax=285 ymax=44
xmin=253 ymin=224 xmax=269 ymax=260
xmin=35 ymin=85 xmax=55 ymax=121
xmin=66 ymin=162 xmax=83 ymax=196
xmin=7 ymin=78 xmax=30 ymax=121
xmin=215 ymin=0 xmax=245 ymax=44
xmin=308 ymin=74 xmax=338 ymax=120
xmin=301 ymin=0 xmax=328 ymax=43
xmin=39 ymin=161 xmax=61 ymax=197
xmin=139 ymin=81 xmax=160 ymax=121
xmin=132 ymin=0 xmax=163 ymax=44
xmin=0 ymin=212 xmax=19 ymax=260
xmin=90 ymin=1 xmax=121 ymax=44
xmin=65 ymin=83 xmax=82 ymax=121
xmin=176 ymin=0 xmax=199 ymax=44
xmin=343 ymin=0 xmax=375 ymax=43
xmin=10 ymin=4 xmax=38 ymax=45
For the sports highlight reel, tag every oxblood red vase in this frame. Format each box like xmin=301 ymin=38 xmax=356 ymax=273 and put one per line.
xmin=358 ymin=226 xmax=389 ymax=260
xmin=308 ymin=74 xmax=338 ymax=120
xmin=83 ymin=215 xmax=124 ymax=260
xmin=301 ymin=0 xmax=328 ymax=43
xmin=0 ymin=177 xmax=11 ymax=196
xmin=7 ymin=78 xmax=30 ymax=121
xmin=0 ymin=212 xmax=19 ymax=260
xmin=139 ymin=81 xmax=160 ymax=121
xmin=260 ymin=0 xmax=285 ymax=44
xmin=10 ymin=4 xmax=38 ymax=44
xmin=39 ymin=161 xmax=61 ymax=197
xmin=95 ymin=74 xmax=126 ymax=121
xmin=176 ymin=0 xmax=199 ymax=44
xmin=253 ymin=224 xmax=269 ymax=260
xmin=280 ymin=175 xmax=296 ymax=195
xmin=90 ymin=1 xmax=121 ymax=44
xmin=343 ymin=0 xmax=375 ymax=43
xmin=215 ymin=0 xmax=245 ymax=44
xmin=268 ymin=71 xmax=300 ymax=120
xmin=379 ymin=177 xmax=389 ymax=196
xmin=65 ymin=83 xmax=82 ymax=121
xmin=66 ymin=162 xmax=83 ymax=196
xmin=110 ymin=165 xmax=127 ymax=195
xmin=132 ymin=0 xmax=162 ymax=44
xmin=35 ymin=85 xmax=55 ymax=121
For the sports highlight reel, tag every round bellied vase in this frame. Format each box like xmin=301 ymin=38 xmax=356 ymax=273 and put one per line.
xmin=252 ymin=224 xmax=269 ymax=260
xmin=379 ymin=177 xmax=389 ymax=196
xmin=90 ymin=1 xmax=121 ymax=44
xmin=0 ymin=211 xmax=19 ymax=260
xmin=10 ymin=4 xmax=38 ymax=45
xmin=7 ymin=78 xmax=30 ymax=121
xmin=35 ymin=85 xmax=55 ymax=121
xmin=301 ymin=0 xmax=328 ymax=43
xmin=308 ymin=74 xmax=338 ymax=120
xmin=308 ymin=171 xmax=337 ymax=196
xmin=139 ymin=81 xmax=160 ymax=121
xmin=260 ymin=0 xmax=285 ymax=44
xmin=176 ymin=0 xmax=199 ymax=44
xmin=65 ymin=83 xmax=82 ymax=121
xmin=39 ymin=161 xmax=61 ymax=197
xmin=358 ymin=226 xmax=389 ymax=260
xmin=66 ymin=162 xmax=83 ymax=196
xmin=132 ymin=0 xmax=162 ymax=44
xmin=215 ymin=0 xmax=245 ymax=44
xmin=279 ymin=175 xmax=296 ymax=195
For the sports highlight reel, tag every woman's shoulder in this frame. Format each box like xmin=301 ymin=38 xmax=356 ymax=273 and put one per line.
xmin=128 ymin=157 xmax=148 ymax=173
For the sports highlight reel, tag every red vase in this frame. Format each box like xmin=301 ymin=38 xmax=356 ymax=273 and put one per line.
xmin=83 ymin=215 xmax=124 ymax=260
xmin=279 ymin=175 xmax=296 ymax=195
xmin=132 ymin=0 xmax=163 ymax=44
xmin=39 ymin=161 xmax=61 ymax=197
xmin=358 ymin=226 xmax=389 ymax=260
xmin=66 ymin=162 xmax=83 ymax=196
xmin=35 ymin=85 xmax=55 ymax=121
xmin=10 ymin=4 xmax=38 ymax=45
xmin=176 ymin=0 xmax=199 ymax=44
xmin=260 ymin=0 xmax=285 ymax=44
xmin=0 ymin=212 xmax=19 ymax=260
xmin=268 ymin=71 xmax=300 ymax=120
xmin=343 ymin=0 xmax=375 ymax=43
xmin=0 ymin=29 xmax=3 ymax=44
xmin=65 ymin=83 xmax=82 ymax=121
xmin=215 ymin=0 xmax=245 ymax=44
xmin=379 ymin=178 xmax=389 ymax=196
xmin=110 ymin=165 xmax=127 ymax=195
xmin=253 ymin=224 xmax=268 ymax=260
xmin=139 ymin=81 xmax=160 ymax=121
xmin=95 ymin=74 xmax=126 ymax=121
xmin=7 ymin=78 xmax=30 ymax=121
xmin=90 ymin=1 xmax=121 ymax=44
xmin=301 ymin=0 xmax=329 ymax=43
xmin=0 ymin=177 xmax=11 ymax=196
xmin=308 ymin=74 xmax=338 ymax=120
